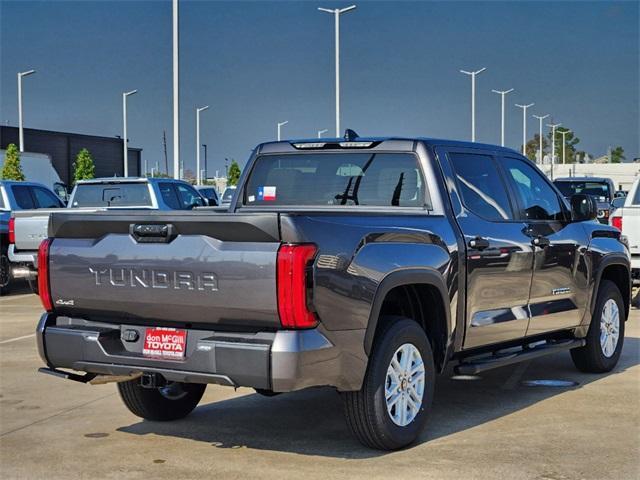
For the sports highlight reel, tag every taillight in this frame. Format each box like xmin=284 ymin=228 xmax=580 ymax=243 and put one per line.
xmin=38 ymin=238 xmax=53 ymax=312
xmin=277 ymin=244 xmax=318 ymax=329
xmin=8 ymin=217 xmax=15 ymax=244
xmin=611 ymin=216 xmax=623 ymax=231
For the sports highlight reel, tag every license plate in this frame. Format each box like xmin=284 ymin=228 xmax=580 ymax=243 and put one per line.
xmin=142 ymin=327 xmax=187 ymax=360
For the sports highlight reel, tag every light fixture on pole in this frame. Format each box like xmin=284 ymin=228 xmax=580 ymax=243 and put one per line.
xmin=460 ymin=67 xmax=486 ymax=142
xmin=318 ymin=4 xmax=357 ymax=137
xmin=318 ymin=129 xmax=328 ymax=138
xmin=122 ymin=89 xmax=138 ymax=177
xmin=196 ymin=105 xmax=209 ymax=185
xmin=173 ymin=0 xmax=180 ymax=179
xmin=515 ymin=103 xmax=534 ymax=156
xmin=17 ymin=69 xmax=36 ymax=152
xmin=491 ymin=88 xmax=514 ymax=147
xmin=559 ymin=129 xmax=572 ymax=165
xmin=532 ymin=114 xmax=549 ymax=164
xmin=277 ymin=121 xmax=288 ymax=141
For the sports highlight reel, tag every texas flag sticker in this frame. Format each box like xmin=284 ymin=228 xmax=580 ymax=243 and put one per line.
xmin=258 ymin=186 xmax=277 ymax=201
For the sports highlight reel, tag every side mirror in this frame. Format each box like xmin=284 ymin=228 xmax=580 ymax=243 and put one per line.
xmin=570 ymin=194 xmax=597 ymax=222
xmin=611 ymin=197 xmax=625 ymax=209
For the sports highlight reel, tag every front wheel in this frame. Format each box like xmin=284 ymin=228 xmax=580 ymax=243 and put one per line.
xmin=0 ymin=251 xmax=12 ymax=296
xmin=343 ymin=317 xmax=435 ymax=450
xmin=117 ymin=379 xmax=206 ymax=421
xmin=571 ymin=280 xmax=625 ymax=373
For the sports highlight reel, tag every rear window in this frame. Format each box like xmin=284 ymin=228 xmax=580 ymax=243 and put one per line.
xmin=71 ymin=183 xmax=152 ymax=207
xmin=555 ymin=181 xmax=611 ymax=202
xmin=243 ymin=153 xmax=426 ymax=207
xmin=11 ymin=185 xmax=36 ymax=209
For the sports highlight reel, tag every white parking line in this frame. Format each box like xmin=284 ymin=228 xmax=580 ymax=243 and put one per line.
xmin=0 ymin=333 xmax=36 ymax=345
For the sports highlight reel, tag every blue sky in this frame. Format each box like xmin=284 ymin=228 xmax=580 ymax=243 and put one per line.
xmin=1 ymin=0 xmax=638 ymax=176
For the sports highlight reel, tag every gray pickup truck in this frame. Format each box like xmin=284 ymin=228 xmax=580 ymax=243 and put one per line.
xmin=10 ymin=177 xmax=209 ymax=291
xmin=36 ymin=134 xmax=631 ymax=450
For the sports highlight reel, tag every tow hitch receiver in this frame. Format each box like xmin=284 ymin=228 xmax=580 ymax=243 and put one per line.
xmin=140 ymin=372 xmax=167 ymax=389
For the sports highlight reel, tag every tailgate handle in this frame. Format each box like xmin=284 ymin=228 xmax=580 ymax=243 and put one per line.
xmin=130 ymin=224 xmax=176 ymax=243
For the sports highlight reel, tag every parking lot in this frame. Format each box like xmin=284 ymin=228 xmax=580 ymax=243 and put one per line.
xmin=0 ymin=288 xmax=637 ymax=480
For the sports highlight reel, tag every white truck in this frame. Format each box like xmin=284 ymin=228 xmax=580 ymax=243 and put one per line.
xmin=610 ymin=177 xmax=640 ymax=307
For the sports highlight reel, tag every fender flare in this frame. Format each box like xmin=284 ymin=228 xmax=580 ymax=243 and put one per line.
xmin=363 ymin=268 xmax=451 ymax=355
xmin=590 ymin=253 xmax=631 ymax=314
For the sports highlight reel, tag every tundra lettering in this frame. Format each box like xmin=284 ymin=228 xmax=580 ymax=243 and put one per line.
xmin=89 ymin=267 xmax=218 ymax=291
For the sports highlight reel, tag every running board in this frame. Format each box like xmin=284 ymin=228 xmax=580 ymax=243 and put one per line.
xmin=454 ymin=339 xmax=586 ymax=375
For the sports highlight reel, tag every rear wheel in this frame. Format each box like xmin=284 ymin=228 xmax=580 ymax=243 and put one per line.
xmin=117 ymin=379 xmax=206 ymax=421
xmin=0 ymin=249 xmax=12 ymax=296
xmin=343 ymin=317 xmax=435 ymax=450
xmin=571 ymin=280 xmax=625 ymax=373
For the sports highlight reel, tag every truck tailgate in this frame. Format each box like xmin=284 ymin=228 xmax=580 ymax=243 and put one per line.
xmin=13 ymin=209 xmax=60 ymax=251
xmin=621 ymin=206 xmax=640 ymax=255
xmin=47 ymin=211 xmax=282 ymax=329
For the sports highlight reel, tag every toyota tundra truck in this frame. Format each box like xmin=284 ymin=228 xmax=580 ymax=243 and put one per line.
xmin=35 ymin=133 xmax=631 ymax=450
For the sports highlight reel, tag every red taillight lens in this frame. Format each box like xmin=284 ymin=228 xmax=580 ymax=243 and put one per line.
xmin=8 ymin=217 xmax=15 ymax=244
xmin=611 ymin=216 xmax=623 ymax=231
xmin=37 ymin=238 xmax=53 ymax=312
xmin=277 ymin=244 xmax=318 ymax=329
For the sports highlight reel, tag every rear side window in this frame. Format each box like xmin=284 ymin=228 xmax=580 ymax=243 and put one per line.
xmin=158 ymin=183 xmax=182 ymax=209
xmin=0 ymin=189 xmax=5 ymax=209
xmin=244 ymin=153 xmax=426 ymax=207
xmin=32 ymin=187 xmax=62 ymax=208
xmin=449 ymin=153 xmax=513 ymax=221
xmin=72 ymin=183 xmax=152 ymax=207
xmin=11 ymin=185 xmax=36 ymax=209
xmin=175 ymin=184 xmax=203 ymax=209
xmin=633 ymin=185 xmax=640 ymax=205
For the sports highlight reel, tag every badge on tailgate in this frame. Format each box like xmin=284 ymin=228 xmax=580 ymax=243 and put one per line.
xmin=143 ymin=327 xmax=187 ymax=359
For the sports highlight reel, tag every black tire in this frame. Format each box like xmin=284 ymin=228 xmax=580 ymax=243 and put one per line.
xmin=254 ymin=388 xmax=281 ymax=397
xmin=343 ymin=316 xmax=435 ymax=450
xmin=0 ymin=250 xmax=12 ymax=296
xmin=571 ymin=280 xmax=625 ymax=373
xmin=632 ymin=285 xmax=640 ymax=309
xmin=117 ymin=379 xmax=206 ymax=421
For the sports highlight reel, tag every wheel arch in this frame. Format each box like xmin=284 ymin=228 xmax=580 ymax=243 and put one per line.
xmin=592 ymin=255 xmax=631 ymax=320
xmin=363 ymin=268 xmax=452 ymax=372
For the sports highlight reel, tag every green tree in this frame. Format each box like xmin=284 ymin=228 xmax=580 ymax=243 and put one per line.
xmin=1 ymin=144 xmax=25 ymax=181
xmin=524 ymin=134 xmax=549 ymax=162
xmin=228 ymin=160 xmax=241 ymax=186
xmin=610 ymin=146 xmax=625 ymax=164
xmin=547 ymin=127 xmax=580 ymax=164
xmin=73 ymin=148 xmax=96 ymax=183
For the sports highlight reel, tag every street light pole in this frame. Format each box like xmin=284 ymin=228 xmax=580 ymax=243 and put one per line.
xmin=318 ymin=5 xmax=356 ymax=137
xmin=196 ymin=105 xmax=209 ymax=185
xmin=122 ymin=89 xmax=138 ymax=177
xmin=318 ymin=129 xmax=328 ymax=138
xmin=547 ymin=122 xmax=562 ymax=179
xmin=532 ymin=114 xmax=549 ymax=164
xmin=17 ymin=69 xmax=36 ymax=152
xmin=515 ymin=103 xmax=534 ymax=156
xmin=277 ymin=121 xmax=288 ymax=141
xmin=173 ymin=0 xmax=180 ymax=179
xmin=491 ymin=88 xmax=514 ymax=147
xmin=559 ymin=129 xmax=572 ymax=164
xmin=460 ymin=67 xmax=486 ymax=142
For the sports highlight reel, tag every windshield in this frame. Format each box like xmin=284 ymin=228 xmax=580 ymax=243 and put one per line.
xmin=554 ymin=181 xmax=611 ymax=202
xmin=71 ymin=183 xmax=153 ymax=207
xmin=243 ymin=153 xmax=426 ymax=207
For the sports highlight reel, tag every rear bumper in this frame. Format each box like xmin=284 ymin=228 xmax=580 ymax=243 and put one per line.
xmin=36 ymin=313 xmax=364 ymax=392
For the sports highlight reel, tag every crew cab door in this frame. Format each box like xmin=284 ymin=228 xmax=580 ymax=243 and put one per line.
xmin=437 ymin=147 xmax=534 ymax=349
xmin=499 ymin=156 xmax=589 ymax=335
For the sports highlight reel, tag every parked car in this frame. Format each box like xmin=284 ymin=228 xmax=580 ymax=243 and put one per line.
xmin=195 ymin=185 xmax=219 ymax=206
xmin=609 ymin=177 xmax=640 ymax=307
xmin=35 ymin=134 xmax=630 ymax=450
xmin=554 ymin=177 xmax=615 ymax=224
xmin=220 ymin=185 xmax=236 ymax=205
xmin=0 ymin=180 xmax=65 ymax=294
xmin=9 ymin=177 xmax=209 ymax=292
xmin=0 ymin=150 xmax=69 ymax=202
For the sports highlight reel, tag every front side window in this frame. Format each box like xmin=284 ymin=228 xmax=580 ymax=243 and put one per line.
xmin=503 ymin=158 xmax=564 ymax=221
xmin=158 ymin=183 xmax=181 ymax=209
xmin=72 ymin=183 xmax=152 ymax=207
xmin=32 ymin=187 xmax=63 ymax=208
xmin=244 ymin=153 xmax=426 ymax=207
xmin=11 ymin=185 xmax=35 ymax=209
xmin=449 ymin=152 xmax=513 ymax=221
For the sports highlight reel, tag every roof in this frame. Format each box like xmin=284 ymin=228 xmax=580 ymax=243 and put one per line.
xmin=75 ymin=177 xmax=187 ymax=185
xmin=554 ymin=177 xmax=612 ymax=183
xmin=257 ymin=135 xmax=522 ymax=155
xmin=0 ymin=180 xmax=49 ymax=187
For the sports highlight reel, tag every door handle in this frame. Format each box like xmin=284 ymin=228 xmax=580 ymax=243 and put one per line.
xmin=468 ymin=236 xmax=490 ymax=250
xmin=531 ymin=236 xmax=550 ymax=248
